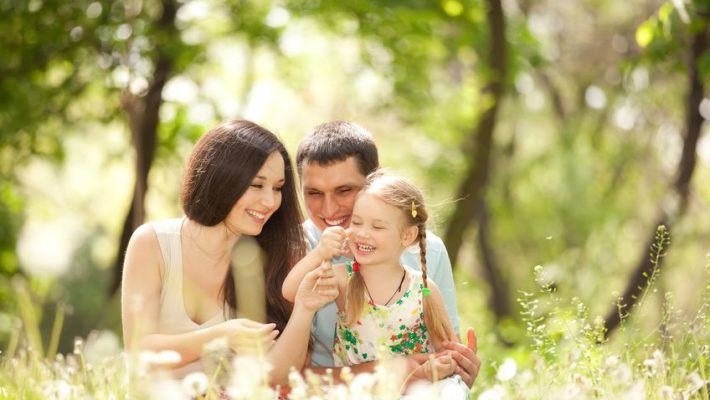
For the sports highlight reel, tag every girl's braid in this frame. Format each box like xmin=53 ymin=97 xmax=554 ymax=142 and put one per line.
xmin=419 ymin=224 xmax=427 ymax=286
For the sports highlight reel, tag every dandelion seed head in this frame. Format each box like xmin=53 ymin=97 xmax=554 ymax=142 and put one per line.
xmin=182 ymin=372 xmax=208 ymax=397
xmin=623 ymin=381 xmax=645 ymax=400
xmin=496 ymin=358 xmax=517 ymax=381
xmin=605 ymin=355 xmax=619 ymax=368
xmin=518 ymin=369 xmax=533 ymax=385
xmin=83 ymin=330 xmax=121 ymax=364
xmin=406 ymin=380 xmax=439 ymax=398
xmin=289 ymin=368 xmax=306 ymax=388
xmin=658 ymin=385 xmax=674 ymax=400
xmin=441 ymin=381 xmax=469 ymax=399
xmin=155 ymin=350 xmax=181 ymax=365
xmin=203 ymin=336 xmax=229 ymax=354
xmin=611 ymin=363 xmax=632 ymax=382
xmin=478 ymin=384 xmax=505 ymax=400
xmin=688 ymin=371 xmax=703 ymax=391
xmin=148 ymin=378 xmax=188 ymax=400
xmin=350 ymin=372 xmax=376 ymax=396
xmin=227 ymin=355 xmax=275 ymax=399
xmin=42 ymin=380 xmax=74 ymax=400
xmin=73 ymin=337 xmax=84 ymax=354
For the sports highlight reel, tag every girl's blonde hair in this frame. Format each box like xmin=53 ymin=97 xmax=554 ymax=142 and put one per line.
xmin=346 ymin=170 xmax=453 ymax=344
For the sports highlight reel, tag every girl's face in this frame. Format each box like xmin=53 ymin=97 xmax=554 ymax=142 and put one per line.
xmin=225 ymin=151 xmax=285 ymax=237
xmin=348 ymin=193 xmax=417 ymax=266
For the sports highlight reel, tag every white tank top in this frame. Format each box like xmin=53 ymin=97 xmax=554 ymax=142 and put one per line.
xmin=152 ymin=218 xmax=227 ymax=377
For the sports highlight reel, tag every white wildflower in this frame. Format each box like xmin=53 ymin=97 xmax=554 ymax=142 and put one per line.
xmin=643 ymin=356 xmax=658 ymax=376
xmin=203 ymin=335 xmax=229 ymax=354
xmin=155 ymin=350 xmax=182 ymax=365
xmin=349 ymin=372 xmax=376 ymax=398
xmin=147 ymin=378 xmax=188 ymax=400
xmin=496 ymin=358 xmax=517 ymax=382
xmin=518 ymin=370 xmax=533 ymax=385
xmin=288 ymin=368 xmax=308 ymax=400
xmin=440 ymin=380 xmax=469 ymax=400
xmin=622 ymin=380 xmax=645 ymax=400
xmin=604 ymin=355 xmax=620 ymax=368
xmin=658 ymin=385 xmax=674 ymax=400
xmin=226 ymin=355 xmax=275 ymax=399
xmin=83 ymin=330 xmax=121 ymax=364
xmin=42 ymin=380 xmax=74 ymax=400
xmin=573 ymin=373 xmax=592 ymax=390
xmin=478 ymin=384 xmax=505 ymax=400
xmin=328 ymin=384 xmax=349 ymax=400
xmin=652 ymin=349 xmax=666 ymax=374
xmin=557 ymin=383 xmax=585 ymax=399
xmin=611 ymin=362 xmax=633 ymax=383
xmin=688 ymin=371 xmax=704 ymax=392
xmin=136 ymin=349 xmax=181 ymax=374
xmin=182 ymin=372 xmax=208 ymax=397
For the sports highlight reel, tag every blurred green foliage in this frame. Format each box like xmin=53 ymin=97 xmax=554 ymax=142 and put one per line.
xmin=0 ymin=0 xmax=708 ymax=365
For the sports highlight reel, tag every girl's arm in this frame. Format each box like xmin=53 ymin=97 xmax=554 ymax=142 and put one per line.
xmin=121 ymin=224 xmax=277 ymax=368
xmin=282 ymin=226 xmax=348 ymax=302
xmin=267 ymin=265 xmax=339 ymax=385
xmin=332 ymin=262 xmax=349 ymax=311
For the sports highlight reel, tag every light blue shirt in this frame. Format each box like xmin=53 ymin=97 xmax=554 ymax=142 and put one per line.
xmin=303 ymin=219 xmax=460 ymax=367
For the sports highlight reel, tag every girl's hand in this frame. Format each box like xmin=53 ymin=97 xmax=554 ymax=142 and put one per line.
xmin=315 ymin=227 xmax=347 ymax=260
xmin=220 ymin=319 xmax=279 ymax=355
xmin=295 ymin=261 xmax=338 ymax=311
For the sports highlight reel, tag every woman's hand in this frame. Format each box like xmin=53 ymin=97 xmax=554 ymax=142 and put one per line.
xmin=420 ymin=352 xmax=456 ymax=381
xmin=220 ymin=319 xmax=279 ymax=355
xmin=295 ymin=260 xmax=339 ymax=311
xmin=441 ymin=327 xmax=481 ymax=387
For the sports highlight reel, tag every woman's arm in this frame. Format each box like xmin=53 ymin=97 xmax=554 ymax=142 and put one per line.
xmin=121 ymin=224 xmax=276 ymax=368
xmin=268 ymin=265 xmax=339 ymax=385
xmin=121 ymin=224 xmax=216 ymax=367
xmin=282 ymin=226 xmax=347 ymax=302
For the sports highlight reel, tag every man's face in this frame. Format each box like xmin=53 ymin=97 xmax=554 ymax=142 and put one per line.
xmin=301 ymin=156 xmax=367 ymax=232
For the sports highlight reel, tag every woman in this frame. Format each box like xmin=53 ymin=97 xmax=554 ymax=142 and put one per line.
xmin=120 ymin=119 xmax=337 ymax=384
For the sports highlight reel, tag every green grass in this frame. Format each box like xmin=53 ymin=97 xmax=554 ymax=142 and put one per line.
xmin=1 ymin=240 xmax=708 ymax=398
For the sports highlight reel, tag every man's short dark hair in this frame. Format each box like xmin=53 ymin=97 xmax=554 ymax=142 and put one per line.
xmin=296 ymin=121 xmax=379 ymax=177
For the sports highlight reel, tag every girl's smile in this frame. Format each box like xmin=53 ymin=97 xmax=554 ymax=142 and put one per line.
xmin=348 ymin=193 xmax=411 ymax=267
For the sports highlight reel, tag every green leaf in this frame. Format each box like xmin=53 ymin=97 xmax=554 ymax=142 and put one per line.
xmin=636 ymin=20 xmax=655 ymax=48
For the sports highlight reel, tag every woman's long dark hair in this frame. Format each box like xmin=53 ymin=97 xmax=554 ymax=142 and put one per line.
xmin=180 ymin=119 xmax=304 ymax=333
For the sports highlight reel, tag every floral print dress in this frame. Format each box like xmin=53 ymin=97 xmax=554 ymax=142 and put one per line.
xmin=333 ymin=266 xmax=470 ymax=398
xmin=333 ymin=267 xmax=433 ymax=366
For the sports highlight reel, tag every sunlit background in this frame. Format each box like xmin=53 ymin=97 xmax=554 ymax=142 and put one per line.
xmin=1 ymin=0 xmax=710 ymax=396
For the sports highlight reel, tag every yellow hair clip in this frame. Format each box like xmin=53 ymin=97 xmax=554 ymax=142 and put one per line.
xmin=411 ymin=200 xmax=418 ymax=218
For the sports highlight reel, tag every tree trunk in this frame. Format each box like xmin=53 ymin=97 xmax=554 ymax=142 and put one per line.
xmin=444 ymin=0 xmax=507 ymax=270
xmin=603 ymin=21 xmax=708 ymax=337
xmin=476 ymin=201 xmax=512 ymax=319
xmin=110 ymin=0 xmax=178 ymax=295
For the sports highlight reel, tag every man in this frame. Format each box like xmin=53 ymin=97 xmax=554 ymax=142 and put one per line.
xmin=295 ymin=120 xmax=480 ymax=386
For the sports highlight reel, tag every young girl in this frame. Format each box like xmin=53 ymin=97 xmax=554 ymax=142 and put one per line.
xmin=283 ymin=170 xmax=468 ymax=394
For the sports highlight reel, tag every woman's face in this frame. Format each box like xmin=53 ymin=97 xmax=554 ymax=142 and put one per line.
xmin=225 ymin=151 xmax=286 ymax=236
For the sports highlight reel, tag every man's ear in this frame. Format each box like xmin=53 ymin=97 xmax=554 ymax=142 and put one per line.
xmin=401 ymin=225 xmax=419 ymax=248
